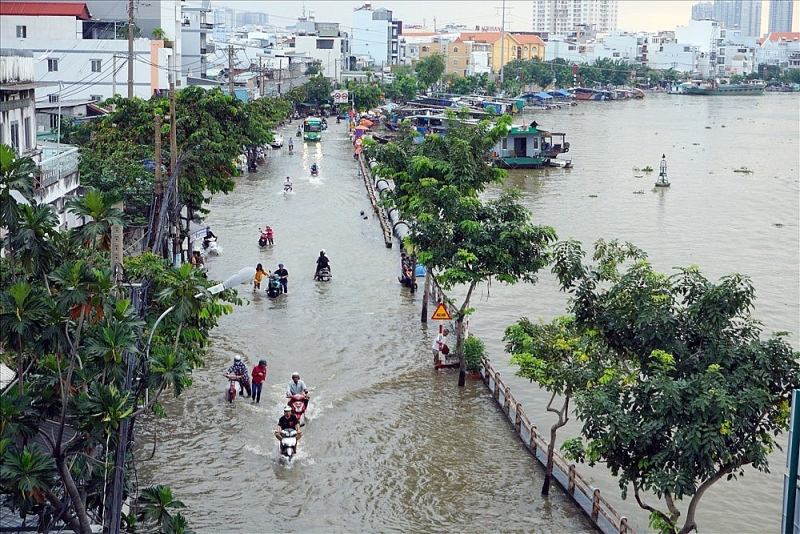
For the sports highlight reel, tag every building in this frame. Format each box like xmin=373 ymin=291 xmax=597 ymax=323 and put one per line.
xmin=1 ymin=2 xmax=172 ymax=101
xmin=714 ymin=0 xmax=762 ymax=37
xmin=0 ymin=48 xmax=83 ymax=233
xmin=351 ymin=2 xmax=400 ymax=67
xmin=768 ymin=0 xmax=794 ymax=32
xmin=757 ymin=32 xmax=800 ymax=69
xmin=417 ymin=32 xmax=544 ymax=76
xmin=293 ymin=18 xmax=348 ymax=82
xmin=692 ymin=2 xmax=715 ymax=20
xmin=180 ymin=1 xmax=213 ymax=79
xmin=530 ymin=0 xmax=618 ymax=34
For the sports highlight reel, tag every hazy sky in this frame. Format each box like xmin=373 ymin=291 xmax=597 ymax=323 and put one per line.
xmin=217 ymin=1 xmax=798 ymax=33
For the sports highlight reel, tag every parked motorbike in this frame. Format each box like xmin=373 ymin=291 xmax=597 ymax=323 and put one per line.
xmin=288 ymin=393 xmax=309 ymax=422
xmin=315 ymin=267 xmax=331 ymax=282
xmin=279 ymin=428 xmax=299 ymax=460
xmin=267 ymin=274 xmax=282 ymax=298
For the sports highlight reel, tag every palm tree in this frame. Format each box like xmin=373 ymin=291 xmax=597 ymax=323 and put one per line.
xmin=13 ymin=203 xmax=60 ymax=284
xmin=0 ymin=144 xmax=38 ymax=277
xmin=0 ymin=282 xmax=50 ymax=394
xmin=136 ymin=485 xmax=186 ymax=531
xmin=0 ymin=445 xmax=57 ymax=518
xmin=66 ymin=188 xmax=127 ymax=265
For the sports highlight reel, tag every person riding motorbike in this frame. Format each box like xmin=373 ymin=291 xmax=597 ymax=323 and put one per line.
xmin=314 ymin=249 xmax=331 ymax=280
xmin=286 ymin=372 xmax=309 ymax=410
xmin=224 ymin=355 xmax=251 ymax=397
xmin=399 ymin=252 xmax=414 ymax=286
xmin=275 ymin=405 xmax=302 ymax=444
xmin=284 ymin=176 xmax=293 ymax=192
xmin=203 ymin=228 xmax=217 ymax=250
xmin=288 ymin=137 xmax=294 ymax=153
xmin=259 ymin=228 xmax=269 ymax=247
xmin=310 ymin=163 xmax=318 ymax=175
xmin=296 ymin=125 xmax=302 ymax=137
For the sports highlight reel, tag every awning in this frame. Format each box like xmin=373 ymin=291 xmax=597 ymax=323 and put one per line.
xmin=534 ymin=92 xmax=553 ymax=99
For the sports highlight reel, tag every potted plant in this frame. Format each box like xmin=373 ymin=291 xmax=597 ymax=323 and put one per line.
xmin=463 ymin=334 xmax=485 ymax=379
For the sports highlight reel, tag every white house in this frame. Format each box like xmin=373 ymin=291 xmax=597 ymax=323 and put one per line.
xmin=649 ymin=42 xmax=708 ymax=75
xmin=758 ymin=32 xmax=800 ymax=69
xmin=1 ymin=1 xmax=172 ymax=101
xmin=294 ymin=22 xmax=347 ymax=83
xmin=352 ymin=2 xmax=400 ymax=67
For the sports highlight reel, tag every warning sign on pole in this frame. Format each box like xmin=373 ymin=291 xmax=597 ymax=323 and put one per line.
xmin=431 ymin=303 xmax=451 ymax=320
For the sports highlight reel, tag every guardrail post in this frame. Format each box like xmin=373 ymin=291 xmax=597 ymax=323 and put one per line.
xmin=568 ymin=464 xmax=576 ymax=494
xmin=592 ymin=489 xmax=601 ymax=522
xmin=504 ymin=386 xmax=511 ymax=415
xmin=514 ymin=404 xmax=522 ymax=433
xmin=494 ymin=373 xmax=501 ymax=401
xmin=528 ymin=422 xmax=537 ymax=455
xmin=619 ymin=517 xmax=629 ymax=533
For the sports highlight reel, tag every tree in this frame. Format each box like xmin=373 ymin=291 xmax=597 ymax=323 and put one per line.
xmin=0 ymin=149 xmax=239 ymax=531
xmin=0 ymin=144 xmax=37 ymax=277
xmin=415 ymin=54 xmax=446 ymax=91
xmin=305 ymin=74 xmax=332 ymax=105
xmin=550 ymin=239 xmax=800 ymax=534
xmin=366 ymin=113 xmax=557 ymax=386
xmin=504 ymin=316 xmax=615 ymax=495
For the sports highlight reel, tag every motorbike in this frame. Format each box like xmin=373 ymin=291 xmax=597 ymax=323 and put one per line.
xmin=310 ymin=164 xmax=318 ymax=176
xmin=284 ymin=182 xmax=293 ymax=193
xmin=267 ymin=274 xmax=283 ymax=298
xmin=226 ymin=378 xmax=237 ymax=403
xmin=288 ymin=142 xmax=294 ymax=154
xmin=258 ymin=233 xmax=269 ymax=248
xmin=399 ymin=266 xmax=417 ymax=292
xmin=315 ymin=267 xmax=331 ymax=282
xmin=203 ymin=236 xmax=220 ymax=255
xmin=279 ymin=428 xmax=299 ymax=460
xmin=288 ymin=393 xmax=309 ymax=422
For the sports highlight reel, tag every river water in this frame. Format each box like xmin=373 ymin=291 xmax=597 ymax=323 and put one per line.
xmin=138 ymin=93 xmax=799 ymax=533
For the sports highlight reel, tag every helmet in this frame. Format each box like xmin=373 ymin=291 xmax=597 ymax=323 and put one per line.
xmin=259 ymin=359 xmax=267 ymax=366
xmin=279 ymin=263 xmax=284 ymax=267
xmin=291 ymin=372 xmax=300 ymax=378
xmin=283 ymin=406 xmax=292 ymax=412
xmin=234 ymin=355 xmax=241 ymax=361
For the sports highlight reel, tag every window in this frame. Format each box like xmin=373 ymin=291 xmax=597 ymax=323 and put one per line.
xmin=90 ymin=94 xmax=103 ymax=102
xmin=452 ymin=46 xmax=459 ymax=53
xmin=50 ymin=114 xmax=60 ymax=130
xmin=453 ymin=59 xmax=458 ymax=65
xmin=91 ymin=59 xmax=102 ymax=72
xmin=48 ymin=59 xmax=58 ymax=72
xmin=49 ymin=94 xmax=60 ymax=103
xmin=422 ymin=46 xmax=429 ymax=52
xmin=16 ymin=25 xmax=27 ymax=38
xmin=10 ymin=122 xmax=20 ymax=153
xmin=24 ymin=118 xmax=32 ymax=151
xmin=315 ymin=39 xmax=334 ymax=50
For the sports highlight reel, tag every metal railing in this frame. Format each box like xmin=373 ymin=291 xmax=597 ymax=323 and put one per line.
xmin=480 ymin=358 xmax=635 ymax=534
xmin=38 ymin=147 xmax=78 ymax=188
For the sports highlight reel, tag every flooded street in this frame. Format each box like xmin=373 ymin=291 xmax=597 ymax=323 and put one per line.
xmin=138 ymin=93 xmax=799 ymax=533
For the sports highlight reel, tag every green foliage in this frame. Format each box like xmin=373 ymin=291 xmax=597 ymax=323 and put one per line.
xmin=344 ymin=80 xmax=383 ymax=111
xmin=548 ymin=239 xmax=800 ymax=534
xmin=463 ymin=334 xmax=485 ymax=372
xmin=305 ymin=74 xmax=332 ymax=104
xmin=415 ymin=54 xmax=446 ymax=89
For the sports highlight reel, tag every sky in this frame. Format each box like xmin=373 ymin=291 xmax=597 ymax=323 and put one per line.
xmin=217 ymin=1 xmax=798 ymax=34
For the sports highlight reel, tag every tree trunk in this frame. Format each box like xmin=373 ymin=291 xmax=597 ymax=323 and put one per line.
xmin=56 ymin=455 xmax=92 ymax=533
xmin=543 ymin=394 xmax=569 ymax=495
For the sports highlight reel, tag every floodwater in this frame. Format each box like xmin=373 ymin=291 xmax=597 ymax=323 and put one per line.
xmin=138 ymin=93 xmax=799 ymax=533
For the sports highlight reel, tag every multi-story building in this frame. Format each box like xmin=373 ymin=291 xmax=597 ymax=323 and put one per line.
xmin=530 ymin=0 xmax=618 ymax=34
xmin=180 ymin=1 xmax=213 ymax=79
xmin=714 ymin=0 xmax=761 ymax=36
xmin=417 ymin=32 xmax=545 ymax=76
xmin=351 ymin=2 xmax=400 ymax=67
xmin=692 ymin=2 xmax=715 ymax=20
xmin=768 ymin=0 xmax=794 ymax=33
xmin=1 ymin=48 xmax=82 ymax=234
xmin=1 ymin=2 xmax=171 ymax=101
xmin=757 ymin=32 xmax=800 ymax=68
xmin=293 ymin=20 xmax=348 ymax=82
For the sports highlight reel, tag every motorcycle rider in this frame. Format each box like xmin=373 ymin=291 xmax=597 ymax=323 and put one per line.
xmin=275 ymin=405 xmax=302 ymax=445
xmin=286 ymin=372 xmax=309 ymax=410
xmin=314 ymin=249 xmax=331 ymax=280
xmin=203 ymin=227 xmax=217 ymax=250
xmin=265 ymin=225 xmax=274 ymax=246
xmin=284 ymin=176 xmax=293 ymax=191
xmin=224 ymin=355 xmax=251 ymax=397
xmin=275 ymin=263 xmax=289 ymax=293
xmin=288 ymin=137 xmax=294 ymax=153
xmin=399 ymin=252 xmax=413 ymax=285
xmin=310 ymin=163 xmax=318 ymax=175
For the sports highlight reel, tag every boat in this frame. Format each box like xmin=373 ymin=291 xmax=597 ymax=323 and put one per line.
xmin=682 ymin=82 xmax=765 ymax=96
xmin=492 ymin=123 xmax=570 ymax=169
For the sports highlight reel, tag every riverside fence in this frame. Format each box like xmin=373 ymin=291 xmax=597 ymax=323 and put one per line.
xmin=479 ymin=358 xmax=634 ymax=534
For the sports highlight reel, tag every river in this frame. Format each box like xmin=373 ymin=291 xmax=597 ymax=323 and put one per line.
xmin=138 ymin=92 xmax=799 ymax=533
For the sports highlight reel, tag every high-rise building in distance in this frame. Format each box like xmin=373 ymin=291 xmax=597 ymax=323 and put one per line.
xmin=768 ymin=0 xmax=794 ymax=32
xmin=530 ymin=0 xmax=618 ymax=34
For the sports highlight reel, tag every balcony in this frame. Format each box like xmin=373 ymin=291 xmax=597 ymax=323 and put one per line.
xmin=38 ymin=147 xmax=78 ymax=189
xmin=200 ymin=23 xmax=214 ymax=30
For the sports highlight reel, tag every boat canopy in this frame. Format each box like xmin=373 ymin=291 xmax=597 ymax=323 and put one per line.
xmin=534 ymin=92 xmax=553 ymax=99
xmin=549 ymin=89 xmax=571 ymax=97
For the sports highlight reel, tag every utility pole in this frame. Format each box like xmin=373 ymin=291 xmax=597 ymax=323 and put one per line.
xmin=152 ymin=114 xmax=163 ymax=256
xmin=112 ymin=54 xmax=117 ymax=96
xmin=497 ymin=0 xmax=509 ymax=85
xmin=127 ymin=0 xmax=134 ymax=98
xmin=169 ymin=56 xmax=180 ymax=265
xmin=228 ymin=45 xmax=235 ymax=96
xmin=259 ymin=57 xmax=264 ymax=97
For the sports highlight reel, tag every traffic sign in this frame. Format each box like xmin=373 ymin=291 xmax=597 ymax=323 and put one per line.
xmin=431 ymin=303 xmax=451 ymax=320
xmin=355 ymin=138 xmax=363 ymax=146
xmin=332 ymin=90 xmax=349 ymax=104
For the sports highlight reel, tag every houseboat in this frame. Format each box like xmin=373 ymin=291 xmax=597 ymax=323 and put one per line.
xmin=492 ymin=123 xmax=571 ymax=169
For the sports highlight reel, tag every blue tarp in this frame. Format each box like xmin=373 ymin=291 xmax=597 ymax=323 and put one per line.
xmin=534 ymin=92 xmax=553 ymax=99
xmin=549 ymin=89 xmax=571 ymax=97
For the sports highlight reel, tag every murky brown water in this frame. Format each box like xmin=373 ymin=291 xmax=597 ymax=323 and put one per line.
xmin=138 ymin=93 xmax=799 ymax=533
